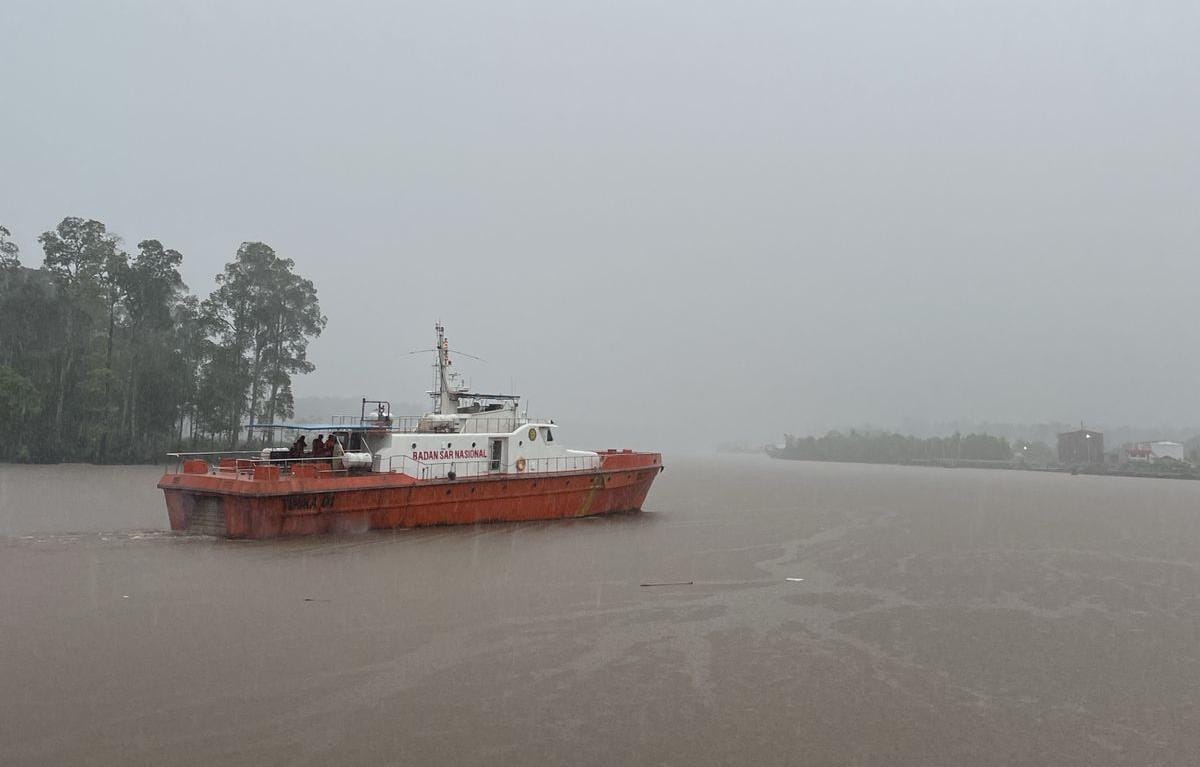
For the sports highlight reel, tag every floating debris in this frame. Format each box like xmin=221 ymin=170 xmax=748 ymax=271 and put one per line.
xmin=785 ymin=578 xmax=804 ymax=582
xmin=640 ymin=581 xmax=693 ymax=587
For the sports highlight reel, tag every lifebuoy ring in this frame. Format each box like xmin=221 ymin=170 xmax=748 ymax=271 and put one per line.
xmin=515 ymin=457 xmax=527 ymax=472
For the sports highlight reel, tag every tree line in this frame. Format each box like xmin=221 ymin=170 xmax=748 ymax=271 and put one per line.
xmin=0 ymin=218 xmax=325 ymax=463
xmin=769 ymin=430 xmax=1014 ymax=463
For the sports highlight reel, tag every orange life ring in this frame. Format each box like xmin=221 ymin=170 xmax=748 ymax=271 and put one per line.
xmin=515 ymin=457 xmax=527 ymax=472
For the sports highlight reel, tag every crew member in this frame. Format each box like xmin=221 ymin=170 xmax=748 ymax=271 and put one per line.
xmin=312 ymin=435 xmax=326 ymax=458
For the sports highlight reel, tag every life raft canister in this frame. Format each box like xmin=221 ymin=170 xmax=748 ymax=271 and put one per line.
xmin=516 ymin=457 xmax=527 ymax=472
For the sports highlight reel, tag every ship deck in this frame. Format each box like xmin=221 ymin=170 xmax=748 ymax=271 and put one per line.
xmin=159 ymin=450 xmax=663 ymax=538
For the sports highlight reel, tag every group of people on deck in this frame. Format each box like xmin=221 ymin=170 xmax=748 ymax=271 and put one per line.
xmin=289 ymin=434 xmax=343 ymax=460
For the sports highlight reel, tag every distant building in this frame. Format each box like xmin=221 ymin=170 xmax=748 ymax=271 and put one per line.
xmin=1123 ymin=445 xmax=1153 ymax=463
xmin=1119 ymin=441 xmax=1187 ymax=465
xmin=1143 ymin=441 xmax=1185 ymax=462
xmin=1058 ymin=429 xmax=1104 ymax=465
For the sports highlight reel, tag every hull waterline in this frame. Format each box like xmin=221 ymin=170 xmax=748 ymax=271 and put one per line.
xmin=159 ymin=451 xmax=663 ymax=539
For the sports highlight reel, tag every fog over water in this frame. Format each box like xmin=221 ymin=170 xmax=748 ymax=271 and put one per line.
xmin=3 ymin=2 xmax=1199 ymax=450
xmin=6 ymin=7 xmax=1200 ymax=763
xmin=7 ymin=458 xmax=1200 ymax=765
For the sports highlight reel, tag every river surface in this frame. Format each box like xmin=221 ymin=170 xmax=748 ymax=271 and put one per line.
xmin=3 ymin=456 xmax=1200 ymax=765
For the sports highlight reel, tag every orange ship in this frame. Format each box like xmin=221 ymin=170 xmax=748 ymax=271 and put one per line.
xmin=158 ymin=324 xmax=663 ymax=538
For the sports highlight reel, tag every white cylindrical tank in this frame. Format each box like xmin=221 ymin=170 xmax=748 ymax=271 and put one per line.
xmin=341 ymin=451 xmax=374 ymax=469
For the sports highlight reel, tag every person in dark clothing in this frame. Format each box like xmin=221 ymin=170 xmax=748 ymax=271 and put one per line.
xmin=312 ymin=435 xmax=326 ymax=458
xmin=291 ymin=435 xmax=308 ymax=458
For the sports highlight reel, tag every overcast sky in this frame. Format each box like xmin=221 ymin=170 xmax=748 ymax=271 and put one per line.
xmin=2 ymin=1 xmax=1198 ymax=451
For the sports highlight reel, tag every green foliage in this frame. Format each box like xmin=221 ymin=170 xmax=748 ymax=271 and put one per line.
xmin=0 ymin=219 xmax=324 ymax=463
xmin=0 ymin=225 xmax=19 ymax=270
xmin=774 ymin=430 xmax=1014 ymax=463
xmin=0 ymin=366 xmax=40 ymax=460
xmin=39 ymin=217 xmax=119 ymax=294
xmin=200 ymin=242 xmax=326 ymax=446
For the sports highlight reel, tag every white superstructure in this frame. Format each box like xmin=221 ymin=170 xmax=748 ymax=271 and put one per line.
xmin=342 ymin=323 xmax=600 ymax=480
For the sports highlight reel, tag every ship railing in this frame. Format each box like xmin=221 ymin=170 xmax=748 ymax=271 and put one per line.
xmin=253 ymin=455 xmax=351 ymax=477
xmin=377 ymin=453 xmax=421 ymax=476
xmin=167 ymin=449 xmax=598 ymax=482
xmin=327 ymin=415 xmax=552 ymax=435
xmin=330 ymin=414 xmax=423 ymax=430
xmin=165 ymin=451 xmax=351 ymax=479
xmin=518 ymin=455 xmax=602 ymax=474
xmin=384 ymin=453 xmax=600 ymax=480
xmin=165 ymin=450 xmax=261 ymax=475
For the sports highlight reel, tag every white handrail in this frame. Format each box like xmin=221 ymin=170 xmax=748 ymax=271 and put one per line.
xmin=384 ymin=454 xmax=600 ymax=480
xmin=166 ymin=449 xmax=602 ymax=481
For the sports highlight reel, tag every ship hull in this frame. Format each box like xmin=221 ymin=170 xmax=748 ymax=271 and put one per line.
xmin=159 ymin=451 xmax=663 ymax=539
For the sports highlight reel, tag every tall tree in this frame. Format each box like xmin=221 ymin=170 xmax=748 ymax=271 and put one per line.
xmin=202 ymin=242 xmax=325 ymax=446
xmin=121 ymin=240 xmax=186 ymax=451
xmin=0 ymin=266 xmax=59 ymax=457
xmin=260 ymin=263 xmax=325 ymax=442
xmin=0 ymin=224 xmax=39 ymax=460
xmin=0 ymin=225 xmax=19 ymax=270
xmin=94 ymin=239 xmax=130 ymax=460
xmin=1 ymin=219 xmax=328 ymax=462
xmin=170 ymin=295 xmax=208 ymax=445
xmin=203 ymin=242 xmax=270 ymax=445
xmin=194 ymin=344 xmax=247 ymax=445
xmin=38 ymin=217 xmax=122 ymax=448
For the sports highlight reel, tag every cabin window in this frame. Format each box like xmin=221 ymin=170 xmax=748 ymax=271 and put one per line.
xmin=489 ymin=439 xmax=502 ymax=471
xmin=545 ymin=429 xmax=554 ymax=443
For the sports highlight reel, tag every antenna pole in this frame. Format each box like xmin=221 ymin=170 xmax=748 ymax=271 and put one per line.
xmin=435 ymin=322 xmax=456 ymax=415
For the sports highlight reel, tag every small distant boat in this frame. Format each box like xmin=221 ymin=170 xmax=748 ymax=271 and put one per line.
xmin=158 ymin=323 xmax=663 ymax=538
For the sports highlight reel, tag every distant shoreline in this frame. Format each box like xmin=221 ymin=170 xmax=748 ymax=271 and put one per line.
xmin=0 ymin=459 xmax=170 ymax=469
xmin=764 ymin=452 xmax=1200 ymax=481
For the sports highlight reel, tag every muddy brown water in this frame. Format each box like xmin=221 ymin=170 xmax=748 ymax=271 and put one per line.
xmin=3 ymin=456 xmax=1200 ymax=766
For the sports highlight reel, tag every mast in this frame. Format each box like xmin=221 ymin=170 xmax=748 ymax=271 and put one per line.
xmin=434 ymin=322 xmax=456 ymax=415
